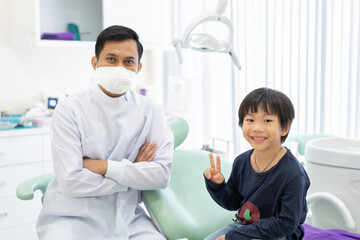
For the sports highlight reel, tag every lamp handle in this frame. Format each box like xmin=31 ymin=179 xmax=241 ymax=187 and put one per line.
xmin=173 ymin=39 xmax=183 ymax=64
xmin=229 ymin=48 xmax=242 ymax=70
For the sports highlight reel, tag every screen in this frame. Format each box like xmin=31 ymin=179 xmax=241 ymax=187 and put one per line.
xmin=48 ymin=98 xmax=58 ymax=109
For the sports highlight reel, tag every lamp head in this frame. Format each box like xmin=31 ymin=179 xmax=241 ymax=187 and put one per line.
xmin=187 ymin=33 xmax=227 ymax=52
xmin=173 ymin=0 xmax=241 ymax=70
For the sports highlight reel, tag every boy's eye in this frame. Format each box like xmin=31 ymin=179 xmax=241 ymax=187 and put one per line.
xmin=246 ymin=119 xmax=254 ymax=122
xmin=264 ymin=119 xmax=273 ymax=123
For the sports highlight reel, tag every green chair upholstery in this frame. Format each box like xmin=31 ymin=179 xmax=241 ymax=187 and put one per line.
xmin=16 ymin=173 xmax=54 ymax=200
xmin=143 ymin=117 xmax=235 ymax=239
xmin=143 ymin=149 xmax=234 ymax=240
xmin=167 ymin=116 xmax=189 ymax=148
xmin=16 ymin=116 xmax=236 ymax=239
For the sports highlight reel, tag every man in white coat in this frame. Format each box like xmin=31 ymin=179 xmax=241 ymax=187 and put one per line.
xmin=36 ymin=25 xmax=174 ymax=240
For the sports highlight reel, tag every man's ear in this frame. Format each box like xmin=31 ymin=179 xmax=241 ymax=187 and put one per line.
xmin=91 ymin=56 xmax=97 ymax=70
xmin=281 ymin=122 xmax=291 ymax=136
xmin=137 ymin=62 xmax=142 ymax=73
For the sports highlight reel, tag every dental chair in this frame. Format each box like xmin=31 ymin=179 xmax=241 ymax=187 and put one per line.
xmin=16 ymin=116 xmax=235 ymax=240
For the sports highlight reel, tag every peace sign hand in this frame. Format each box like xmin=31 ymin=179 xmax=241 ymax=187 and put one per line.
xmin=204 ymin=153 xmax=224 ymax=184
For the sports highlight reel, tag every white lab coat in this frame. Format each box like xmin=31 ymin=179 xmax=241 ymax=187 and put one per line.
xmin=36 ymin=87 xmax=173 ymax=240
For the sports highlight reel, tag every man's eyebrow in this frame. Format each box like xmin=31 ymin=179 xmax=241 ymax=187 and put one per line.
xmin=105 ymin=53 xmax=117 ymax=57
xmin=124 ymin=56 xmax=136 ymax=60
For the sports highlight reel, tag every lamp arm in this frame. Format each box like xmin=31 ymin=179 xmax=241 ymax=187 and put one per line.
xmin=216 ymin=0 xmax=228 ymax=15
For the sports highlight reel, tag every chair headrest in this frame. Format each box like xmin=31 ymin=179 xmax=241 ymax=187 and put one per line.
xmin=167 ymin=117 xmax=189 ymax=149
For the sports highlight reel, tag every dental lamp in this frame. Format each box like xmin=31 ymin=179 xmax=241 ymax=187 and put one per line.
xmin=173 ymin=0 xmax=241 ymax=70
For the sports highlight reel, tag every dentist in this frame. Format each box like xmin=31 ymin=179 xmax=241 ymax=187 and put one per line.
xmin=36 ymin=25 xmax=173 ymax=240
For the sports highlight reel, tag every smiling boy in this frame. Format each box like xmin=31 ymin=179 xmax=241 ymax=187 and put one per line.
xmin=204 ymin=87 xmax=310 ymax=240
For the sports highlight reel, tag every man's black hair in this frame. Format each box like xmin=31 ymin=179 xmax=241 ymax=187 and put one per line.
xmin=95 ymin=25 xmax=143 ymax=62
xmin=238 ymin=87 xmax=295 ymax=143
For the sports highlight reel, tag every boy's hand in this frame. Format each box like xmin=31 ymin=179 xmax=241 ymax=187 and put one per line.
xmin=134 ymin=141 xmax=157 ymax=163
xmin=204 ymin=153 xmax=224 ymax=184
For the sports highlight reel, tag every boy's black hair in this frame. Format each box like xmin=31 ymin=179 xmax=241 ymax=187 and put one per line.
xmin=95 ymin=25 xmax=143 ymax=62
xmin=238 ymin=87 xmax=295 ymax=143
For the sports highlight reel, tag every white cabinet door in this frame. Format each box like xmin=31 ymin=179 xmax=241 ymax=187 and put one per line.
xmin=0 ymin=163 xmax=43 ymax=198
xmin=0 ymin=195 xmax=42 ymax=230
xmin=9 ymin=0 xmax=37 ymax=46
xmin=0 ymin=135 xmax=43 ymax=167
xmin=103 ymin=0 xmax=172 ymax=49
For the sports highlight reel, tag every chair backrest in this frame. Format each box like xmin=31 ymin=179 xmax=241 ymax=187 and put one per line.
xmin=143 ymin=135 xmax=236 ymax=240
xmin=167 ymin=116 xmax=189 ymax=149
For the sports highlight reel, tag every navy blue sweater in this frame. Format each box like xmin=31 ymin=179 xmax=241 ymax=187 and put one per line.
xmin=205 ymin=148 xmax=310 ymax=240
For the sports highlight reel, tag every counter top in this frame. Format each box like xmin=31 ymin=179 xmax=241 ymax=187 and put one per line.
xmin=0 ymin=126 xmax=50 ymax=137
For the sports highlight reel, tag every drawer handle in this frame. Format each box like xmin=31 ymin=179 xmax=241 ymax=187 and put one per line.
xmin=0 ymin=212 xmax=8 ymax=218
xmin=0 ymin=180 xmax=6 ymax=186
xmin=0 ymin=148 xmax=7 ymax=155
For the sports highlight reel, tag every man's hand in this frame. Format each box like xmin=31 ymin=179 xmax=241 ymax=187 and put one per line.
xmin=216 ymin=235 xmax=225 ymax=240
xmin=83 ymin=158 xmax=108 ymax=175
xmin=134 ymin=141 xmax=157 ymax=163
xmin=204 ymin=153 xmax=224 ymax=184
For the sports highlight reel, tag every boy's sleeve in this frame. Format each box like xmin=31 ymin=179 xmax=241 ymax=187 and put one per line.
xmin=204 ymin=160 xmax=244 ymax=211
xmin=225 ymin=172 xmax=309 ymax=240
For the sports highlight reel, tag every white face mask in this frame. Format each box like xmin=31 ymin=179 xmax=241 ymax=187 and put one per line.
xmin=94 ymin=66 xmax=137 ymax=94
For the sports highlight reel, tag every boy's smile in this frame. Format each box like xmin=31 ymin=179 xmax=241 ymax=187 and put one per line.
xmin=251 ymin=136 xmax=267 ymax=143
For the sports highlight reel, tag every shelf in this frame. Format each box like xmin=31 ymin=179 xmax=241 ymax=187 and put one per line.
xmin=36 ymin=39 xmax=95 ymax=49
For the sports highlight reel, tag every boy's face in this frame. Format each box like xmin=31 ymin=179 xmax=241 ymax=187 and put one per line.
xmin=242 ymin=105 xmax=289 ymax=153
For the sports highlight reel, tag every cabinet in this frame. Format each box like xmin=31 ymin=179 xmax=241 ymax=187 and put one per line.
xmin=0 ymin=127 xmax=51 ymax=240
xmin=10 ymin=0 xmax=102 ymax=48
xmin=10 ymin=0 xmax=173 ymax=49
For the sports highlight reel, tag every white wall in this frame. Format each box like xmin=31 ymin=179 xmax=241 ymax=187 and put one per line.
xmin=0 ymin=0 xmax=156 ymax=114
xmin=0 ymin=0 xmax=94 ymax=114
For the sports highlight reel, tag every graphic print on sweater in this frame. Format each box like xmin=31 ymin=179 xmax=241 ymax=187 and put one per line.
xmin=238 ymin=201 xmax=260 ymax=223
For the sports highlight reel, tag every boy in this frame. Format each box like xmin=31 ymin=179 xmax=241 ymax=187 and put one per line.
xmin=204 ymin=87 xmax=310 ymax=240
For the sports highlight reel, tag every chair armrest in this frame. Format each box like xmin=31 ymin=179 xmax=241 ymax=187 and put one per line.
xmin=16 ymin=173 xmax=54 ymax=200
